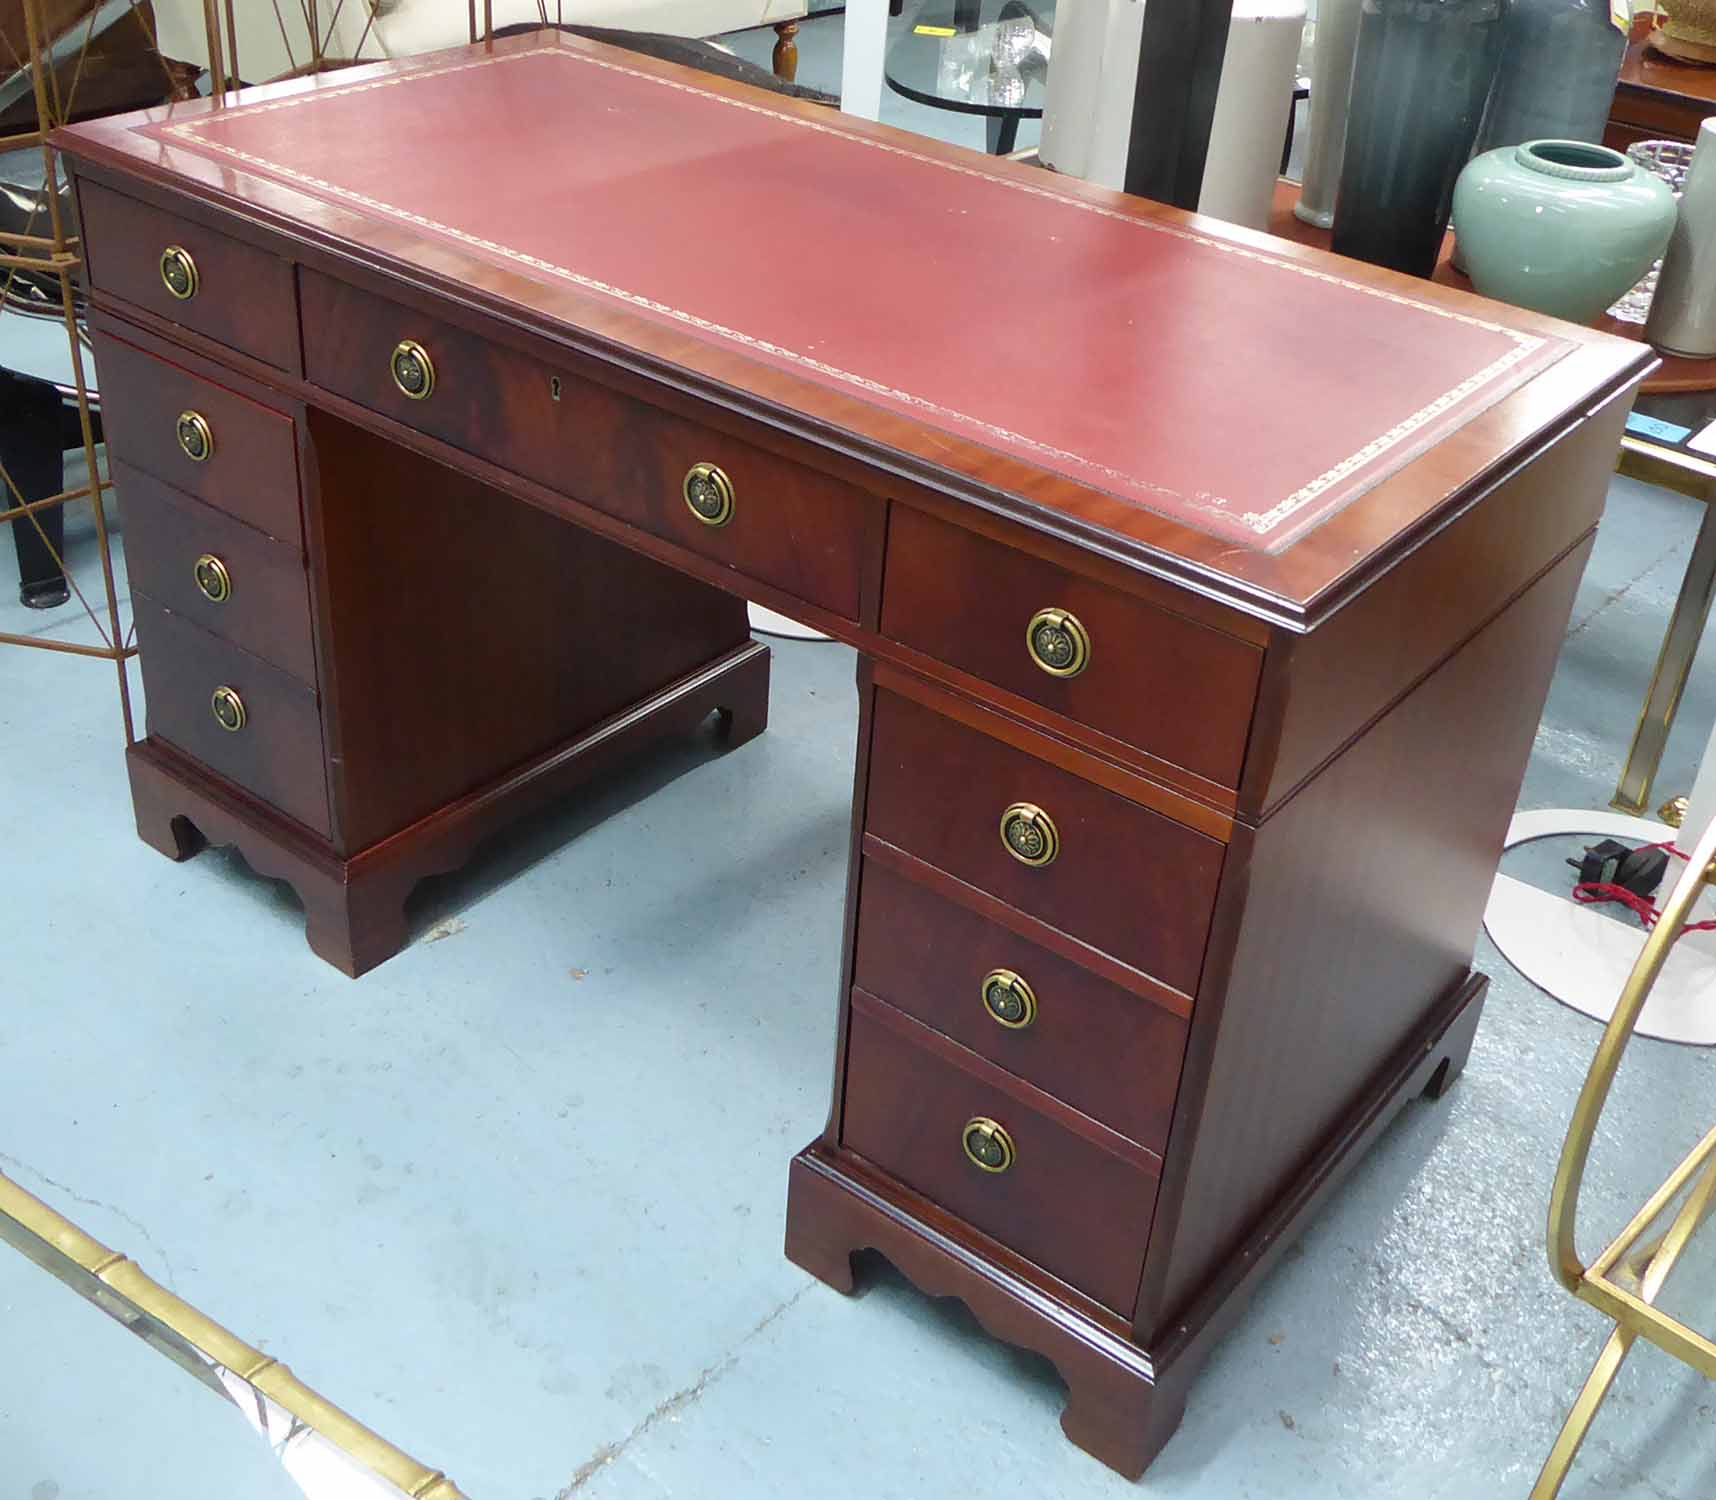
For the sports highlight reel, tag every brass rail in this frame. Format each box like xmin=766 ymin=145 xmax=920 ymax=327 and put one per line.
xmin=1534 ymin=809 xmax=1716 ymax=1497
xmin=0 ymin=1169 xmax=466 ymax=1500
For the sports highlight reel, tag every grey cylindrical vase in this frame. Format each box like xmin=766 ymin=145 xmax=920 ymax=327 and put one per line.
xmin=1647 ymin=117 xmax=1716 ymax=357
xmin=1294 ymin=0 xmax=1364 ymax=228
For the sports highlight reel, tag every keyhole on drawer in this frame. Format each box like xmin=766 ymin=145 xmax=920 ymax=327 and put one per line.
xmin=550 ymin=376 xmax=562 ymax=402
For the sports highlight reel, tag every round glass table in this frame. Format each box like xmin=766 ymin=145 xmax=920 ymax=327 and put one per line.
xmin=884 ymin=0 xmax=1055 ymax=155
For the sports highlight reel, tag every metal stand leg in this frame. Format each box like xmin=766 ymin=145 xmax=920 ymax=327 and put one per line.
xmin=1536 ymin=814 xmax=1716 ymax=1498
xmin=1534 ymin=1157 xmax=1716 ymax=1499
xmin=987 ymin=113 xmax=1019 ymax=154
xmin=1613 ymin=484 xmax=1716 ymax=815
xmin=0 ymin=371 xmax=68 ymax=609
xmin=1532 ymin=1328 xmax=1636 ymax=1500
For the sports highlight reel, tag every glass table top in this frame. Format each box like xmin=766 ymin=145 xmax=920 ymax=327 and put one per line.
xmin=885 ymin=0 xmax=1056 ymax=119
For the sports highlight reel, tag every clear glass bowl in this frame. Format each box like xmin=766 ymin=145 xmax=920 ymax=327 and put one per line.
xmin=1608 ymin=139 xmax=1699 ymax=324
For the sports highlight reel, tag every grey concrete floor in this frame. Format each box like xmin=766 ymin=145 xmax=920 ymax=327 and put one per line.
xmin=4 ymin=13 xmax=1716 ymax=1499
xmin=7 ymin=462 xmax=1716 ymax=1500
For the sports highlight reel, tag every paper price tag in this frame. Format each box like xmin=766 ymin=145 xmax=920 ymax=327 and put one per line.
xmin=914 ymin=24 xmax=956 ymax=35
xmin=1626 ymin=410 xmax=1694 ymax=445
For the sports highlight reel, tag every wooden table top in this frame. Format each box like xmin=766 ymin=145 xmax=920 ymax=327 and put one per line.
xmin=57 ymin=32 xmax=1651 ymax=619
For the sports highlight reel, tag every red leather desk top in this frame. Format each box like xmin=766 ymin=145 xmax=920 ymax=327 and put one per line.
xmin=59 ymin=34 xmax=1651 ymax=612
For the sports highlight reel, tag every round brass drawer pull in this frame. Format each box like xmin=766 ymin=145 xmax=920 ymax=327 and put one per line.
xmin=159 ymin=244 xmax=199 ymax=301
xmin=962 ymin=1117 xmax=1016 ymax=1174
xmin=193 ymin=553 xmax=232 ymax=604
xmin=981 ymin=968 xmax=1037 ymax=1029
xmin=682 ymin=462 xmax=735 ymax=527
xmin=176 ymin=410 xmax=214 ymax=463
xmin=390 ymin=339 xmax=435 ymax=400
xmin=999 ymin=802 xmax=1059 ymax=868
xmin=210 ymin=685 xmax=246 ymax=733
xmin=1026 ymin=606 xmax=1090 ymax=678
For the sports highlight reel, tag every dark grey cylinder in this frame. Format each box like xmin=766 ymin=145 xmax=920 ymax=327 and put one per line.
xmin=1474 ymin=0 xmax=1627 ymax=153
xmin=1332 ymin=0 xmax=1506 ymax=278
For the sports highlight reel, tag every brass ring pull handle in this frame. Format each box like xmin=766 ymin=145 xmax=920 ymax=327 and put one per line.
xmin=962 ymin=1117 xmax=1016 ymax=1174
xmin=176 ymin=410 xmax=214 ymax=463
xmin=193 ymin=554 xmax=232 ymax=604
xmin=981 ymin=968 xmax=1037 ymax=1029
xmin=159 ymin=244 xmax=199 ymax=300
xmin=1026 ymin=606 xmax=1090 ymax=678
xmin=390 ymin=339 xmax=435 ymax=400
xmin=210 ymin=685 xmax=246 ymax=732
xmin=683 ymin=462 xmax=735 ymax=527
xmin=999 ymin=802 xmax=1059 ymax=868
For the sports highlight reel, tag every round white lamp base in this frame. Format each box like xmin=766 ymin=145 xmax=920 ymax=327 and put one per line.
xmin=1483 ymin=807 xmax=1716 ymax=1046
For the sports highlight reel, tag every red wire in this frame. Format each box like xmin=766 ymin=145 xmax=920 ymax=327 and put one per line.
xmin=1571 ymin=840 xmax=1716 ymax=935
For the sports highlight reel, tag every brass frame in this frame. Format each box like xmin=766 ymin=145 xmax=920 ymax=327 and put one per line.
xmin=999 ymin=801 xmax=1059 ymax=867
xmin=195 ymin=0 xmax=562 ymax=95
xmin=194 ymin=552 xmax=231 ymax=603
xmin=176 ymin=408 xmax=214 ymax=460
xmin=962 ymin=1117 xmax=1017 ymax=1174
xmin=682 ymin=461 xmax=736 ymax=528
xmin=980 ymin=967 xmax=1037 ymax=1029
xmin=390 ymin=338 xmax=435 ymax=401
xmin=159 ymin=242 xmax=198 ymax=300
xmin=1025 ymin=606 xmax=1090 ymax=678
xmin=0 ymin=0 xmax=144 ymax=729
xmin=0 ymin=1169 xmax=464 ymax=1499
xmin=1533 ymin=811 xmax=1716 ymax=1499
xmin=209 ymin=683 xmax=245 ymax=731
xmin=1611 ymin=434 xmax=1716 ymax=816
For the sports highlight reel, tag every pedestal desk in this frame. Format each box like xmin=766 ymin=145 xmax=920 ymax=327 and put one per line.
xmin=56 ymin=34 xmax=1651 ymax=1478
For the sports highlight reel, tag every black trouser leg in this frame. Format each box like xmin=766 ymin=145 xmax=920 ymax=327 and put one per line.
xmin=0 ymin=370 xmax=68 ymax=607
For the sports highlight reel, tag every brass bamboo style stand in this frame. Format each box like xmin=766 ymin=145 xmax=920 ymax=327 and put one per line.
xmin=1534 ymin=811 xmax=1716 ymax=1498
xmin=0 ymin=1168 xmax=465 ymax=1499
xmin=0 ymin=0 xmax=146 ymax=740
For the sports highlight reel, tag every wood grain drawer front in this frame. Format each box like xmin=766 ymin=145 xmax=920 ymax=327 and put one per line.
xmin=299 ymin=271 xmax=871 ymax=620
xmin=77 ymin=181 xmax=299 ymax=369
xmin=865 ymin=689 xmax=1224 ymax=995
xmin=853 ymin=859 xmax=1188 ymax=1152
xmin=842 ymin=991 xmax=1159 ymax=1314
xmin=134 ymin=596 xmax=330 ymax=838
xmin=116 ymin=465 xmax=316 ymax=687
xmin=882 ymin=507 xmax=1262 ymax=786
xmin=94 ymin=334 xmax=304 ymax=544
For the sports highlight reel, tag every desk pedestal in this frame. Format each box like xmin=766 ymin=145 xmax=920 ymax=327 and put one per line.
xmin=127 ymin=641 xmax=770 ymax=975
xmin=787 ymin=973 xmax=1486 ymax=1477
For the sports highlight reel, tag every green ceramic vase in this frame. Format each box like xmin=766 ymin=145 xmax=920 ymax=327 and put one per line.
xmin=1452 ymin=140 xmax=1677 ymax=324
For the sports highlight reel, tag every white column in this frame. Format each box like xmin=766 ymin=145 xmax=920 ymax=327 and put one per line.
xmin=1196 ymin=0 xmax=1306 ymax=231
xmin=840 ymin=0 xmax=890 ymax=120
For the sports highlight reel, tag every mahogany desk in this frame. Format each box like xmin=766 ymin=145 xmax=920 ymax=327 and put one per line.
xmin=56 ymin=35 xmax=1652 ymax=1478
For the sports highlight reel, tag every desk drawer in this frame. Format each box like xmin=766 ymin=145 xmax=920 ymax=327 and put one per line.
xmin=117 ymin=464 xmax=316 ymax=687
xmin=864 ymin=688 xmax=1224 ymax=995
xmin=77 ymin=181 xmax=299 ymax=370
xmin=853 ymin=858 xmax=1187 ymax=1152
xmin=882 ymin=506 xmax=1262 ymax=786
xmin=842 ymin=991 xmax=1159 ymax=1315
xmin=299 ymin=270 xmax=871 ymax=620
xmin=135 ymin=596 xmax=330 ymax=838
xmin=95 ymin=334 xmax=304 ymax=545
